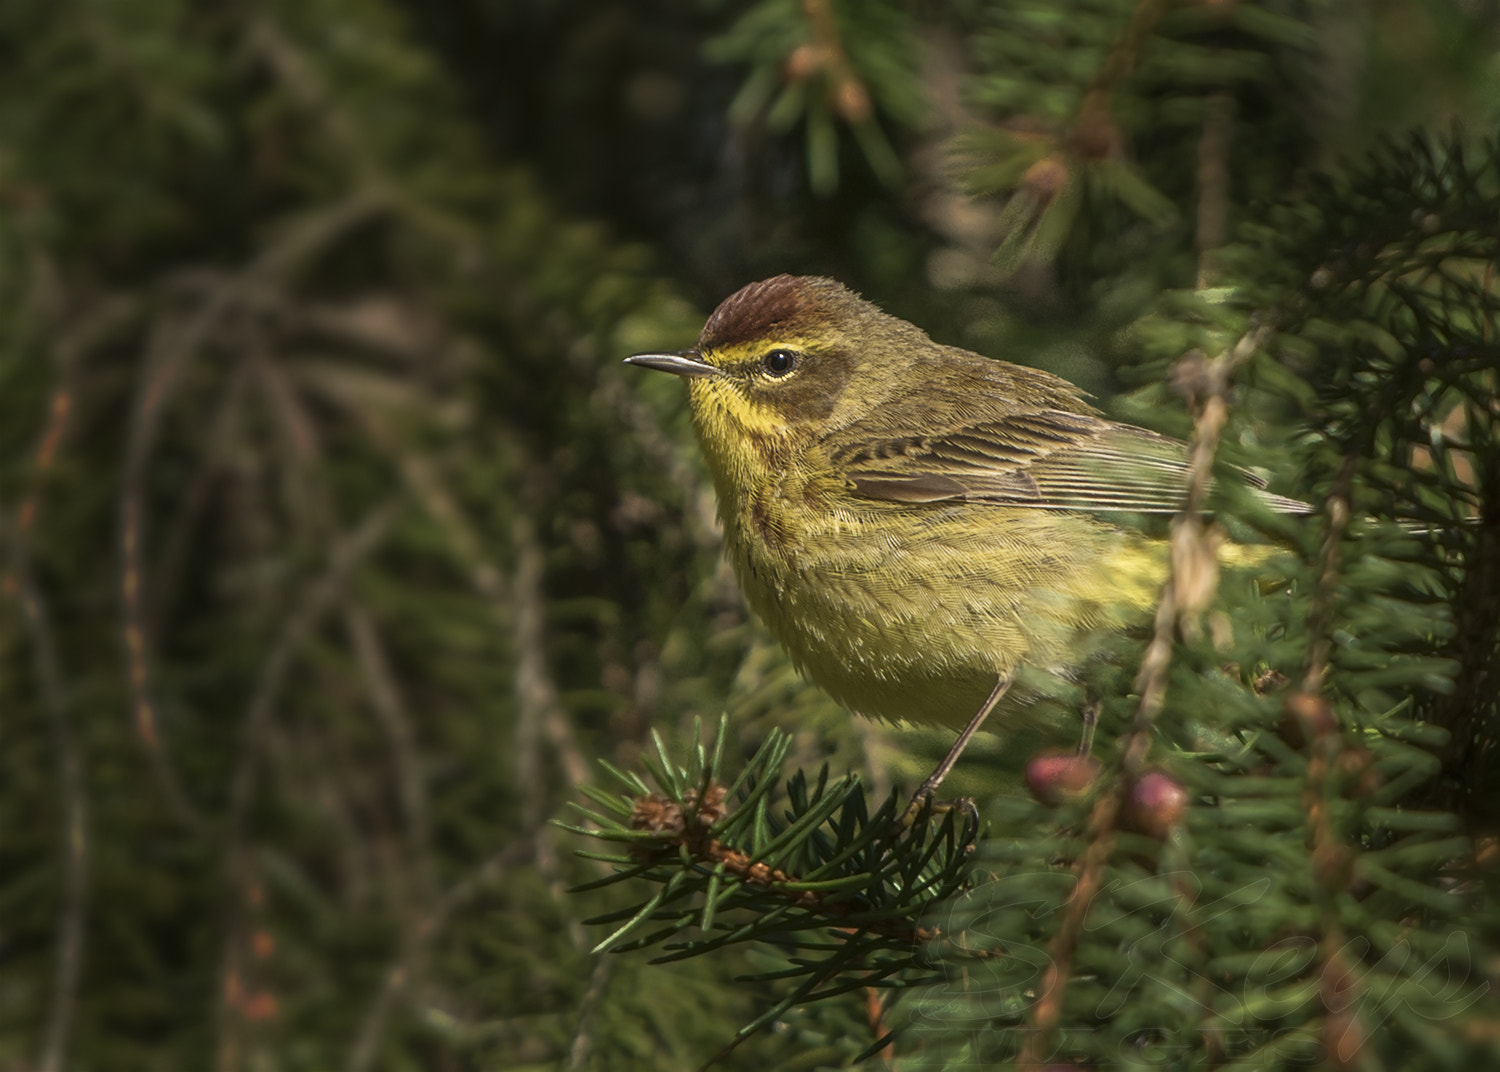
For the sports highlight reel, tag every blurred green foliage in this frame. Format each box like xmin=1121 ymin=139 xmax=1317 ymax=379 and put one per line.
xmin=0 ymin=1 xmax=1496 ymax=1070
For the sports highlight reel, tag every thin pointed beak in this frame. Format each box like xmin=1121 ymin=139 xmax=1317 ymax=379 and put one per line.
xmin=623 ymin=350 xmax=721 ymax=379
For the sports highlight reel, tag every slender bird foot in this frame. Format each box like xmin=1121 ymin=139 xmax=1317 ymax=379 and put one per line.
xmin=896 ymin=789 xmax=981 ymax=849
xmin=889 ymin=674 xmax=1013 ymax=847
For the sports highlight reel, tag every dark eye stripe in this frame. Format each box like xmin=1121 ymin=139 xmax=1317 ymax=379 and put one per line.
xmin=763 ymin=349 xmax=796 ymax=377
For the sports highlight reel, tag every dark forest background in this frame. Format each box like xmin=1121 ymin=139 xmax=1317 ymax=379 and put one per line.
xmin=1 ymin=2 xmax=1498 ymax=1070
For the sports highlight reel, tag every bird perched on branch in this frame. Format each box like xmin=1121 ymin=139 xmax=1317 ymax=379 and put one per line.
xmin=627 ymin=275 xmax=1305 ymax=798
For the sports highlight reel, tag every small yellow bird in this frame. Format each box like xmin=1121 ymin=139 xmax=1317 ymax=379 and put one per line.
xmin=627 ymin=276 xmax=1302 ymax=791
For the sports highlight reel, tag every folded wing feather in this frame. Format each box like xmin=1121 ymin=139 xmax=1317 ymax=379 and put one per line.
xmin=838 ymin=410 xmax=1309 ymax=514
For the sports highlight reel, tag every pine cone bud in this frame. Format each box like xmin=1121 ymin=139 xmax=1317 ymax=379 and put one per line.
xmin=1333 ymin=746 xmax=1381 ymax=799
xmin=835 ymin=78 xmax=872 ymax=123
xmin=1026 ymin=750 xmax=1100 ymax=806
xmin=1021 ymin=155 xmax=1069 ymax=205
xmin=1122 ymin=770 xmax=1188 ymax=840
xmin=785 ymin=43 xmax=823 ymax=81
xmin=1282 ymin=691 xmax=1338 ymax=748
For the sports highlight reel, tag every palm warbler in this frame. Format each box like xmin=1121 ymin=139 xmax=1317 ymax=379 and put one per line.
xmin=627 ymin=276 xmax=1301 ymax=792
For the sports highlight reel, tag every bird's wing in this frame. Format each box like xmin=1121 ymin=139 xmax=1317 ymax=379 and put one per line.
xmin=835 ymin=409 xmax=1308 ymax=513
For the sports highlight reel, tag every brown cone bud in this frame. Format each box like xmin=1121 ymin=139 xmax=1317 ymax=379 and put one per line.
xmin=1123 ymin=770 xmax=1189 ymax=840
xmin=1026 ymin=750 xmax=1101 ymax=806
xmin=785 ymin=43 xmax=823 ymax=81
xmin=835 ymin=78 xmax=872 ymax=123
xmin=630 ymin=793 xmax=683 ymax=834
xmin=1333 ymin=746 xmax=1382 ymax=799
xmin=1021 ymin=155 xmax=1069 ymax=205
xmin=1310 ymin=842 xmax=1354 ymax=889
xmin=684 ymin=781 xmax=729 ymax=826
xmin=1068 ymin=110 xmax=1121 ymax=161
xmin=1282 ymin=691 xmax=1338 ymax=748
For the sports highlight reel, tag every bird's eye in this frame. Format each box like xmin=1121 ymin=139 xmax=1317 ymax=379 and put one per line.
xmin=762 ymin=349 xmax=797 ymax=377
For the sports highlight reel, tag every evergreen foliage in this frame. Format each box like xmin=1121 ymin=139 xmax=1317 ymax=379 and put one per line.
xmin=0 ymin=1 xmax=1496 ymax=1070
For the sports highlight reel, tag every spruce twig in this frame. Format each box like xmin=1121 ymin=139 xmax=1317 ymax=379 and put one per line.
xmin=1020 ymin=315 xmax=1275 ymax=1065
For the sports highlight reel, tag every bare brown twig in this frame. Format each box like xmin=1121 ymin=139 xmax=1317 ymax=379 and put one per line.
xmin=1020 ymin=319 xmax=1276 ymax=1066
xmin=627 ymin=787 xmax=938 ymax=945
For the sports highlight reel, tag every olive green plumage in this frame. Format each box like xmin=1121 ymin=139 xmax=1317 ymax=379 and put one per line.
xmin=627 ymin=275 xmax=1297 ymax=732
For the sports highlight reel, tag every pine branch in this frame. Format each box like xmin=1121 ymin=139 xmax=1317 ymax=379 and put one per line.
xmin=563 ymin=719 xmax=968 ymax=1046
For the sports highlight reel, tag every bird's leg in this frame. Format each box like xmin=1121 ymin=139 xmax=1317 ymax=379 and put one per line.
xmin=898 ymin=674 xmax=1013 ymax=833
xmin=1076 ymin=699 xmax=1100 ymax=758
